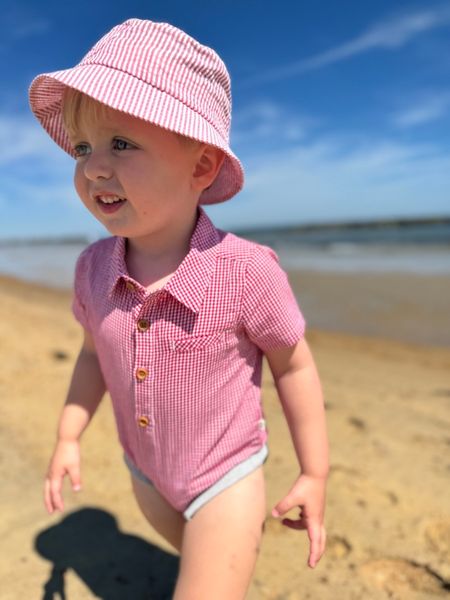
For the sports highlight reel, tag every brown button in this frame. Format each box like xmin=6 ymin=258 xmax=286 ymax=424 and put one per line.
xmin=137 ymin=416 xmax=149 ymax=427
xmin=137 ymin=319 xmax=149 ymax=332
xmin=135 ymin=367 xmax=148 ymax=381
xmin=126 ymin=281 xmax=136 ymax=292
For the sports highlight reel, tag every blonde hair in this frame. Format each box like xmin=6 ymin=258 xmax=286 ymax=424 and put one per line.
xmin=62 ymin=87 xmax=200 ymax=148
xmin=62 ymin=88 xmax=109 ymax=139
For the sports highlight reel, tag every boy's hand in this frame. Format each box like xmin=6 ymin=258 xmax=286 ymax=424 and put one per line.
xmin=272 ymin=474 xmax=327 ymax=568
xmin=44 ymin=439 xmax=82 ymax=514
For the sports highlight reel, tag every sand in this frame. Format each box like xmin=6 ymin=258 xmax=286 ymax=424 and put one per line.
xmin=1 ymin=271 xmax=449 ymax=599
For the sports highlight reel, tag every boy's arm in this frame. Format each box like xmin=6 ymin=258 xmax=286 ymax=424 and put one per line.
xmin=265 ymin=337 xmax=329 ymax=568
xmin=56 ymin=328 xmax=106 ymax=441
xmin=44 ymin=327 xmax=106 ymax=513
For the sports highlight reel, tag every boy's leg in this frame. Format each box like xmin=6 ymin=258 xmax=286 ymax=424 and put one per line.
xmin=173 ymin=467 xmax=266 ymax=600
xmin=130 ymin=474 xmax=185 ymax=552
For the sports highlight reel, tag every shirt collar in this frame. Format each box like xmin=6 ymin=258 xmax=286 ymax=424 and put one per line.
xmin=108 ymin=236 xmax=128 ymax=295
xmin=108 ymin=207 xmax=222 ymax=313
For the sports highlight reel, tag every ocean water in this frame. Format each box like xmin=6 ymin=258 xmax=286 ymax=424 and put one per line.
xmin=0 ymin=221 xmax=449 ymax=289
xmin=0 ymin=243 xmax=86 ymax=289
xmin=276 ymin=243 xmax=450 ymax=274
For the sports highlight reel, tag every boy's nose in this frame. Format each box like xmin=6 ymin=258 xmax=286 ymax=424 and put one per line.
xmin=82 ymin=150 xmax=113 ymax=181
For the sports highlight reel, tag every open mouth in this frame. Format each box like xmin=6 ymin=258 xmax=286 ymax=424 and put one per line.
xmin=96 ymin=195 xmax=127 ymax=213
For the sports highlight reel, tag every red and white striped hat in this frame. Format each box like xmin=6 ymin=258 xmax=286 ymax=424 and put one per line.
xmin=29 ymin=18 xmax=244 ymax=204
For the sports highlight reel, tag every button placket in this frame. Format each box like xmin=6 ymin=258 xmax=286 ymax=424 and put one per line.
xmin=135 ymin=363 xmax=151 ymax=431
xmin=134 ymin=300 xmax=158 ymax=434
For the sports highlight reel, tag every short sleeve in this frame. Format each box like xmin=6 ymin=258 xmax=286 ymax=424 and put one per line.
xmin=72 ymin=248 xmax=91 ymax=331
xmin=241 ymin=245 xmax=306 ymax=352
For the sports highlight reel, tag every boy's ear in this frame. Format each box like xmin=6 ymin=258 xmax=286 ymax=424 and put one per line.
xmin=192 ymin=145 xmax=225 ymax=193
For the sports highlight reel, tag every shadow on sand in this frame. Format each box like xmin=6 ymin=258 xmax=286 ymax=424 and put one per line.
xmin=34 ymin=507 xmax=179 ymax=599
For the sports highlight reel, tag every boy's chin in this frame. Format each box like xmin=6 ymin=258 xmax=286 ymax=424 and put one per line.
xmin=96 ymin=220 xmax=130 ymax=238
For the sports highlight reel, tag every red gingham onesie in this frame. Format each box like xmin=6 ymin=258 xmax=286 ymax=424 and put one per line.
xmin=72 ymin=207 xmax=306 ymax=512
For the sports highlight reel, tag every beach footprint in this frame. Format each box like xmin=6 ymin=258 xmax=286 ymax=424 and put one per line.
xmin=329 ymin=464 xmax=362 ymax=477
xmin=425 ymin=519 xmax=450 ymax=558
xmin=329 ymin=464 xmax=399 ymax=508
xmin=359 ymin=558 xmax=450 ymax=597
xmin=326 ymin=535 xmax=352 ymax=559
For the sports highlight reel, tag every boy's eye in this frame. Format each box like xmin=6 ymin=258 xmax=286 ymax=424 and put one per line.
xmin=73 ymin=143 xmax=90 ymax=158
xmin=113 ymin=138 xmax=133 ymax=151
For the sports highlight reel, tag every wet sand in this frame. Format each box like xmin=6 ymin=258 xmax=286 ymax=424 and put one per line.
xmin=1 ymin=272 xmax=449 ymax=599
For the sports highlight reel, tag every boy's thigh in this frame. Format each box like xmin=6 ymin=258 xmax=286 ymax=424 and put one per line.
xmin=174 ymin=466 xmax=266 ymax=600
xmin=130 ymin=474 xmax=185 ymax=552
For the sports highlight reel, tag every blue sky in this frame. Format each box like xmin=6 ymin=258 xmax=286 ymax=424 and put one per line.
xmin=2 ymin=0 xmax=450 ymax=239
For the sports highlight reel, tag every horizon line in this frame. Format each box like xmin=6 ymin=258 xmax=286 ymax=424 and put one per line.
xmin=1 ymin=213 xmax=450 ymax=245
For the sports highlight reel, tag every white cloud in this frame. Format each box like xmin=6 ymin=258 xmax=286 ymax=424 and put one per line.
xmin=0 ymin=112 xmax=82 ymax=222
xmin=392 ymin=92 xmax=450 ymax=127
xmin=232 ymin=100 xmax=318 ymax=147
xmin=0 ymin=115 xmax=56 ymax=164
xmin=245 ymin=6 xmax=450 ymax=85
xmin=0 ymin=113 xmax=74 ymax=182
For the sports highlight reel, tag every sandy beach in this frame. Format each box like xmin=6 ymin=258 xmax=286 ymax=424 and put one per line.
xmin=1 ymin=270 xmax=449 ymax=599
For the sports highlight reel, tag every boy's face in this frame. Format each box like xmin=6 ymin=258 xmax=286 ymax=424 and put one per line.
xmin=70 ymin=107 xmax=204 ymax=243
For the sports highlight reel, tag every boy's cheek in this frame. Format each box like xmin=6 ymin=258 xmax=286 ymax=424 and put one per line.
xmin=73 ymin=172 xmax=90 ymax=205
xmin=73 ymin=168 xmax=84 ymax=196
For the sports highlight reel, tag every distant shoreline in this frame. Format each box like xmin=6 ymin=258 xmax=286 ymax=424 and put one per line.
xmin=232 ymin=214 xmax=450 ymax=238
xmin=1 ymin=214 xmax=450 ymax=246
xmin=0 ymin=236 xmax=92 ymax=248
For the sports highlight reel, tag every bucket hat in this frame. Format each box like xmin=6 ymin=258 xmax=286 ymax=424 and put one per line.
xmin=29 ymin=18 xmax=244 ymax=204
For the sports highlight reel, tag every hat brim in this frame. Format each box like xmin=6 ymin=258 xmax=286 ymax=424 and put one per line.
xmin=29 ymin=64 xmax=244 ymax=204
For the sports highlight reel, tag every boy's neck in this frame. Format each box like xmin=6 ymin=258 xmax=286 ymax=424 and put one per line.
xmin=124 ymin=209 xmax=199 ymax=289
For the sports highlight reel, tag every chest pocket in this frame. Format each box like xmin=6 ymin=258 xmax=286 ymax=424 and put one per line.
xmin=170 ymin=330 xmax=233 ymax=353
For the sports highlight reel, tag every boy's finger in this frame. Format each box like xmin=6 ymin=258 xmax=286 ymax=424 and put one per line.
xmin=45 ymin=477 xmax=60 ymax=513
xmin=308 ymin=522 xmax=324 ymax=568
xmin=68 ymin=465 xmax=82 ymax=491
xmin=272 ymin=494 xmax=300 ymax=517
xmin=50 ymin=476 xmax=64 ymax=512
xmin=320 ymin=524 xmax=327 ymax=556
xmin=44 ymin=479 xmax=54 ymax=514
